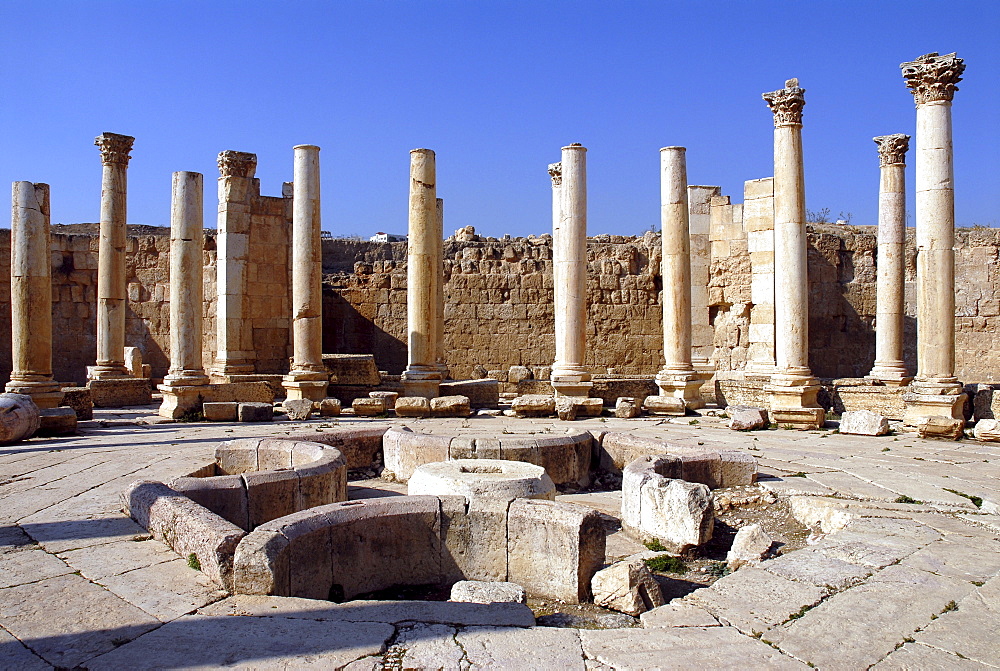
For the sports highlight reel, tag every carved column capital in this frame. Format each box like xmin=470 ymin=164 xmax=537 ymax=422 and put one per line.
xmin=873 ymin=134 xmax=910 ymax=167
xmin=95 ymin=133 xmax=134 ymax=166
xmin=217 ymin=150 xmax=257 ymax=178
xmin=548 ymin=162 xmax=562 ymax=186
xmin=901 ymin=52 xmax=965 ymax=105
xmin=762 ymin=78 xmax=806 ymax=126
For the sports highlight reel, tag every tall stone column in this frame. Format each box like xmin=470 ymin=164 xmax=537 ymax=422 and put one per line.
xmin=655 ymin=147 xmax=703 ymax=407
xmin=434 ymin=197 xmax=448 ymax=378
xmin=88 ymin=132 xmax=134 ymax=381
xmin=551 ymin=144 xmax=592 ymax=397
xmin=158 ymin=172 xmax=210 ymax=418
xmin=867 ymin=134 xmax=912 ymax=385
xmin=402 ymin=148 xmax=443 ymax=399
xmin=212 ymin=151 xmax=257 ymax=378
xmin=762 ymin=79 xmax=823 ymax=429
xmin=6 ymin=182 xmax=62 ymax=408
xmin=283 ymin=145 xmax=329 ymax=402
xmin=901 ymin=52 xmax=967 ymax=424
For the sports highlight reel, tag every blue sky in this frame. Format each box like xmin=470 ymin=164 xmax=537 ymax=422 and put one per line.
xmin=1 ymin=1 xmax=997 ymax=238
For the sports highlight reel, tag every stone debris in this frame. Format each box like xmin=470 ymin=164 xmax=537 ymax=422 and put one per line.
xmin=642 ymin=395 xmax=686 ymax=416
xmin=512 ymin=394 xmax=555 ymax=418
xmin=508 ymin=365 xmax=532 ymax=384
xmin=838 ymin=409 xmax=890 ymax=436
xmin=203 ymin=401 xmax=238 ymax=422
xmin=0 ymin=393 xmax=40 ymax=443
xmin=556 ymin=395 xmax=578 ymax=421
xmin=726 ymin=523 xmax=773 ymax=570
xmin=615 ymin=397 xmax=641 ymax=418
xmin=282 ymin=398 xmax=314 ymax=421
xmin=915 ymin=415 xmax=964 ymax=440
xmin=317 ymin=397 xmax=341 ymax=416
xmin=972 ymin=418 xmax=1000 ymax=442
xmin=237 ymin=402 xmax=273 ymax=422
xmin=591 ymin=559 xmax=665 ymax=616
xmin=61 ymin=386 xmax=93 ymax=420
xmin=727 ymin=405 xmax=769 ymax=431
xmin=575 ymin=397 xmax=604 ymax=417
xmin=368 ymin=391 xmax=398 ymax=409
xmin=38 ymin=407 xmax=78 ymax=435
xmin=394 ymin=396 xmax=430 ymax=418
xmin=450 ymin=580 xmax=527 ymax=604
xmin=430 ymin=395 xmax=471 ymax=417
xmin=352 ymin=397 xmax=386 ymax=417
xmin=621 ymin=455 xmax=714 ymax=551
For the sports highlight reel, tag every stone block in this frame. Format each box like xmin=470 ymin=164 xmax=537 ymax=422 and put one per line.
xmin=511 ymin=394 xmax=555 ymax=418
xmin=450 ymin=580 xmax=527 ymax=605
xmin=507 ymin=499 xmax=606 ymax=603
xmin=287 ymin=426 xmax=387 ymax=471
xmin=203 ymin=402 xmax=239 ymax=422
xmin=318 ymin=398 xmax=341 ymax=416
xmin=440 ymin=379 xmax=499 ymax=409
xmin=238 ymin=402 xmax=273 ymax=422
xmin=395 ymin=396 xmax=431 ymax=418
xmin=973 ymin=418 xmax=1000 ymax=442
xmin=916 ymin=416 xmax=964 ymax=440
xmin=232 ymin=528 xmax=291 ymax=596
xmin=408 ymin=459 xmax=555 ymax=504
xmin=0 ymin=393 xmax=40 ymax=443
xmin=352 ymin=397 xmax=386 ymax=417
xmin=839 ymin=409 xmax=889 ymax=436
xmin=170 ymin=473 xmax=249 ymax=531
xmin=431 ymin=395 xmax=471 ymax=417
xmin=87 ymin=378 xmax=153 ymax=407
xmin=60 ymin=386 xmax=93 ymax=420
xmin=369 ymin=391 xmax=399 ymax=409
xmin=283 ymin=398 xmax=314 ymax=421
xmin=726 ymin=523 xmax=773 ymax=570
xmin=574 ymin=397 xmax=604 ymax=416
xmin=439 ymin=496 xmax=510 ymax=583
xmin=727 ymin=405 xmax=769 ymax=430
xmin=243 ymin=469 xmax=299 ymax=528
xmin=615 ymin=397 xmax=640 ymax=418
xmin=508 ymin=365 xmax=532 ymax=384
xmin=555 ymin=396 xmax=577 ymax=421
xmin=382 ymin=428 xmax=450 ymax=482
xmin=643 ymin=395 xmax=686 ymax=415
xmin=591 ymin=559 xmax=665 ymax=616
xmin=37 ymin=407 xmax=77 ymax=436
xmin=322 ymin=353 xmax=380 ymax=386
xmin=622 ymin=456 xmax=714 ymax=551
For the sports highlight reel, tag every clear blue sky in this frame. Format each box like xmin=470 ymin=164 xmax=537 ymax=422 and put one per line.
xmin=1 ymin=1 xmax=997 ymax=238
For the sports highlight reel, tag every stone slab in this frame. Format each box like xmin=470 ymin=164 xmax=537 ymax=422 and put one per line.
xmin=0 ymin=548 xmax=73 ymax=588
xmin=58 ymin=537 xmax=177 ymax=580
xmin=459 ymin=626 xmax=586 ymax=670
xmin=87 ymin=378 xmax=153 ymax=408
xmin=97 ymin=558 xmax=228 ymax=622
xmin=0 ymin=625 xmax=51 ymax=670
xmin=391 ymin=623 xmax=464 ymax=670
xmin=911 ymin=575 xmax=1000 ymax=666
xmin=639 ymin=602 xmax=720 ymax=628
xmin=872 ymin=642 xmax=988 ymax=669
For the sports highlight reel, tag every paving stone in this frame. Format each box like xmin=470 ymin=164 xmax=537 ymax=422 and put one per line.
xmin=581 ymin=626 xmax=807 ymax=669
xmin=97 ymin=559 xmax=228 ymax=622
xmin=639 ymin=602 xmax=719 ymax=628
xmin=392 ymin=623 xmax=464 ymax=670
xmin=458 ymin=626 xmax=586 ymax=669
xmin=909 ymin=574 xmax=1000 ymax=666
xmin=20 ymin=514 xmax=148 ymax=554
xmin=804 ymin=471 xmax=899 ymax=501
xmin=897 ymin=536 xmax=1000 ymax=583
xmin=684 ymin=567 xmax=827 ymax=636
xmin=0 ymin=573 xmax=160 ymax=668
xmin=85 ymin=614 xmax=394 ymax=670
xmin=0 ymin=624 xmax=51 ymax=670
xmin=767 ymin=566 xmax=975 ymax=670
xmin=872 ymin=641 xmax=988 ymax=669
xmin=0 ymin=525 xmax=33 ymax=554
xmin=0 ymin=548 xmax=73 ymax=588
xmin=758 ymin=476 xmax=835 ymax=497
xmin=58 ymin=538 xmax=177 ymax=580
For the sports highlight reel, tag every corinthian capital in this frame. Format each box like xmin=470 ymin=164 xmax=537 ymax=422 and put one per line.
xmin=217 ymin=151 xmax=257 ymax=178
xmin=901 ymin=52 xmax=965 ymax=105
xmin=95 ymin=133 xmax=134 ymax=166
xmin=873 ymin=134 xmax=910 ymax=167
xmin=762 ymin=78 xmax=806 ymax=126
xmin=548 ymin=162 xmax=562 ymax=186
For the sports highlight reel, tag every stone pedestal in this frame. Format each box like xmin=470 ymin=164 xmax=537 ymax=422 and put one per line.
xmin=550 ymin=145 xmax=592 ymax=398
xmin=159 ymin=172 xmax=211 ymax=418
xmin=867 ymin=134 xmax=912 ymax=386
xmin=88 ymin=132 xmax=134 ymax=382
xmin=402 ymin=149 xmax=443 ymax=399
xmin=900 ymin=52 xmax=967 ymax=424
xmin=6 ymin=182 xmax=63 ymax=410
xmin=761 ymin=79 xmax=823 ymax=429
xmin=655 ymin=147 xmax=704 ymax=409
xmin=282 ymin=145 xmax=328 ymax=402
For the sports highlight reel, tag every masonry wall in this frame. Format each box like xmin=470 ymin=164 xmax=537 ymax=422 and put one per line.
xmin=1 ymin=222 xmax=999 ymax=386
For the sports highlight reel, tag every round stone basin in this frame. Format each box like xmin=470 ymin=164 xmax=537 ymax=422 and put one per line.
xmin=408 ymin=459 xmax=556 ymax=503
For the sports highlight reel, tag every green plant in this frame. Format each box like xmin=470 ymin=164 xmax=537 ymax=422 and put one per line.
xmin=882 ymin=447 xmax=890 ymax=452
xmin=706 ymin=561 xmax=731 ymax=577
xmin=973 ymin=581 xmax=985 ymax=587
xmin=689 ymin=419 xmax=700 ymax=425
xmin=781 ymin=424 xmax=795 ymax=430
xmin=643 ymin=555 xmax=687 ymax=574
xmin=942 ymin=600 xmax=958 ymax=613
xmin=187 ymin=553 xmax=201 ymax=571
xmin=178 ymin=406 xmax=204 ymax=423
xmin=943 ymin=488 xmax=983 ymax=508
xmin=789 ymin=472 xmax=807 ymax=478
xmin=718 ymin=412 xmax=728 ymax=419
xmin=895 ymin=495 xmax=922 ymax=504
xmin=643 ymin=539 xmax=667 ymax=552
xmin=787 ymin=604 xmax=814 ymax=621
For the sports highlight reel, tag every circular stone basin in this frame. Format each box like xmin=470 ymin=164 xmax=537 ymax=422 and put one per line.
xmin=407 ymin=459 xmax=556 ymax=503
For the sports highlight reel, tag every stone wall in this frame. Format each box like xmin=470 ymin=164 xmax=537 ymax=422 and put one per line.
xmin=1 ymin=219 xmax=1000 ymax=387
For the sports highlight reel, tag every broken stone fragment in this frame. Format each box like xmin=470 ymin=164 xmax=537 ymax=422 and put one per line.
xmin=369 ymin=391 xmax=399 ymax=409
xmin=642 ymin=395 xmax=686 ymax=416
xmin=972 ymin=418 xmax=1000 ymax=442
xmin=450 ymin=580 xmax=527 ymax=604
xmin=615 ymin=397 xmax=641 ymax=419
xmin=591 ymin=560 xmax=665 ymax=616
xmin=555 ymin=396 xmax=577 ymax=421
xmin=283 ymin=398 xmax=314 ymax=421
xmin=726 ymin=405 xmax=769 ymax=431
xmin=915 ymin=415 xmax=964 ymax=440
xmin=352 ymin=397 xmax=386 ymax=417
xmin=511 ymin=394 xmax=555 ymax=418
xmin=317 ymin=398 xmax=341 ymax=417
xmin=621 ymin=455 xmax=714 ymax=551
xmin=394 ymin=396 xmax=430 ymax=418
xmin=838 ymin=409 xmax=889 ymax=436
xmin=726 ymin=523 xmax=774 ymax=570
xmin=431 ymin=395 xmax=472 ymax=417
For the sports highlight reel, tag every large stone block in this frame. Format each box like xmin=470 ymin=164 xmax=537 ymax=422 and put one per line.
xmin=395 ymin=396 xmax=431 ymax=418
xmin=839 ymin=409 xmax=889 ymax=436
xmin=322 ymin=353 xmax=380 ymax=386
xmin=621 ymin=455 xmax=713 ymax=552
xmin=238 ymin=402 xmax=273 ymax=422
xmin=203 ymin=401 xmax=238 ymax=422
xmin=643 ymin=395 xmax=686 ymax=416
xmin=431 ymin=395 xmax=471 ymax=417
xmin=382 ymin=428 xmax=450 ymax=482
xmin=287 ymin=426 xmax=387 ymax=470
xmin=439 ymin=495 xmax=509 ymax=583
xmin=507 ymin=499 xmax=605 ymax=603
xmin=511 ymin=394 xmax=555 ymax=418
xmin=87 ymin=378 xmax=153 ymax=407
xmin=440 ymin=379 xmax=499 ymax=409
xmin=727 ymin=405 xmax=769 ymax=431
xmin=591 ymin=559 xmax=665 ymax=616
xmin=60 ymin=386 xmax=93 ymax=420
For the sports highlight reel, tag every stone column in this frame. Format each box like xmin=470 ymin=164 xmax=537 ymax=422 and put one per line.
xmin=282 ymin=145 xmax=329 ymax=402
xmin=901 ymin=52 xmax=967 ymax=424
xmin=212 ymin=151 xmax=257 ymax=378
xmin=867 ymin=134 xmax=912 ymax=386
xmin=434 ymin=197 xmax=448 ymax=379
xmin=402 ymin=148 xmax=443 ymax=398
xmin=88 ymin=132 xmax=134 ymax=381
xmin=687 ymin=185 xmax=721 ymax=381
xmin=654 ymin=147 xmax=703 ymax=407
xmin=6 ymin=182 xmax=62 ymax=408
xmin=551 ymin=144 xmax=592 ymax=397
xmin=158 ymin=172 xmax=210 ymax=418
xmin=762 ymin=79 xmax=823 ymax=429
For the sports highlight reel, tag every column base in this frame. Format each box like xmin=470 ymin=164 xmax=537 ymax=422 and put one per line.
xmin=4 ymin=380 xmax=64 ymax=409
xmin=866 ymin=363 xmax=912 ymax=387
xmin=655 ymin=370 xmax=706 ymax=409
xmin=211 ymin=358 xmax=255 ymax=378
xmin=86 ymin=364 xmax=130 ymax=381
xmin=902 ymin=380 xmax=966 ymax=426
xmin=161 ymin=373 xmax=210 ymax=388
xmin=551 ymin=375 xmax=593 ymax=398
xmin=282 ymin=377 xmax=329 ymax=402
xmin=766 ymin=375 xmax=824 ymax=429
xmin=402 ymin=367 xmax=443 ymax=400
xmin=157 ymin=384 xmax=209 ymax=419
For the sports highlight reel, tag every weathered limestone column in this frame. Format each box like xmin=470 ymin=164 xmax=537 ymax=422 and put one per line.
xmin=6 ymin=182 xmax=62 ymax=408
xmin=212 ymin=151 xmax=257 ymax=378
xmin=762 ymin=79 xmax=823 ymax=429
xmin=402 ymin=149 xmax=443 ymax=399
xmin=550 ymin=144 xmax=592 ymax=397
xmin=687 ymin=185 xmax=721 ymax=382
xmin=867 ymin=134 xmax=912 ymax=386
xmin=434 ymin=197 xmax=448 ymax=379
xmin=88 ymin=132 xmax=134 ymax=381
xmin=654 ymin=147 xmax=703 ymax=407
xmin=158 ymin=172 xmax=210 ymax=418
xmin=901 ymin=52 xmax=967 ymax=424
xmin=282 ymin=145 xmax=329 ymax=402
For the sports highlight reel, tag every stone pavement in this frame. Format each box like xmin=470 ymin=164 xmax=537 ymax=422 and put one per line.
xmin=1 ymin=407 xmax=999 ymax=669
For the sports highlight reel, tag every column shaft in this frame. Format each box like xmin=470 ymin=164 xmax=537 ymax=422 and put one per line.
xmin=6 ymin=182 xmax=61 ymax=407
xmin=434 ymin=198 xmax=448 ymax=377
xmin=659 ymin=148 xmax=693 ymax=371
